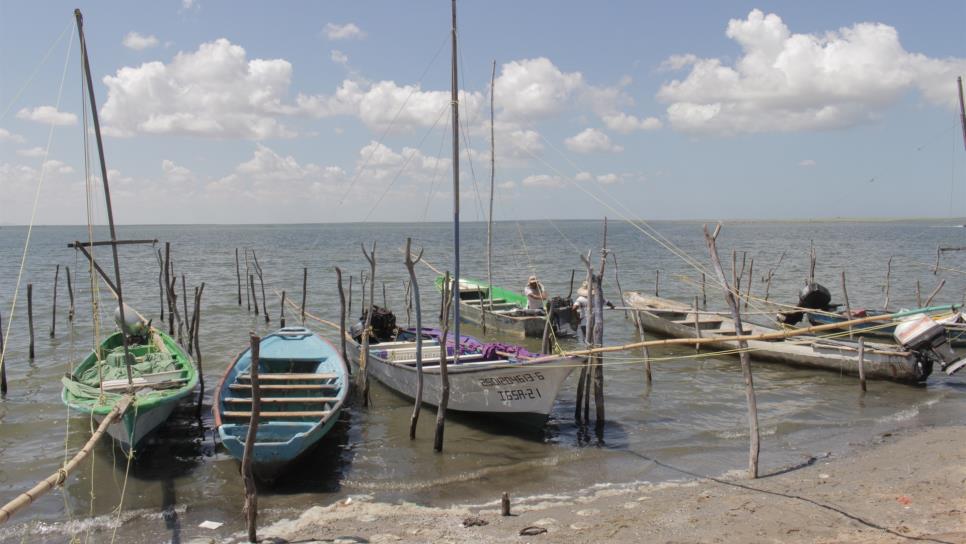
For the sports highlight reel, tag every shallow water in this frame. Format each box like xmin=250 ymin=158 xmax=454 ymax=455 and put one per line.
xmin=1 ymin=220 xmax=965 ymax=543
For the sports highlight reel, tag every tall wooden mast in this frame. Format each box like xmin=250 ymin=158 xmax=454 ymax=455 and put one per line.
xmin=450 ymin=0 xmax=461 ymax=358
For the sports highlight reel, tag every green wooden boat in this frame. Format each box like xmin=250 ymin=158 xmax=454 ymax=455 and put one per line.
xmin=434 ymin=275 xmax=577 ymax=338
xmin=62 ymin=327 xmax=198 ymax=451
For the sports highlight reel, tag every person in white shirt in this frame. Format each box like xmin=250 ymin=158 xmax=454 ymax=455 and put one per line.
xmin=572 ymin=281 xmax=614 ymax=343
xmin=524 ymin=275 xmax=547 ymax=311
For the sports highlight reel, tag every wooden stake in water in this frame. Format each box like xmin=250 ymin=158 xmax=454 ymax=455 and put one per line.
xmin=705 ymin=223 xmax=759 ymax=479
xmin=250 ymin=274 xmax=259 ymax=315
xmin=165 ymin=243 xmax=174 ymax=333
xmin=335 ymin=269 xmax=348 ymax=370
xmin=501 ymin=492 xmax=511 ymax=516
xmin=301 ymin=267 xmax=307 ymax=325
xmin=235 ymin=248 xmax=242 ymax=306
xmin=633 ymin=311 xmax=652 ymax=385
xmin=279 ymin=291 xmax=286 ymax=328
xmin=193 ymin=283 xmax=205 ymax=416
xmin=434 ymin=271 xmax=452 ymax=452
xmin=702 ymin=272 xmax=707 ymax=308
xmin=841 ymin=270 xmax=854 ymax=339
xmin=157 ymin=249 xmax=165 ymax=321
xmin=924 ymin=279 xmax=946 ymax=307
xmin=361 ymin=242 xmax=377 ymax=407
xmin=49 ymin=265 xmax=59 ymax=338
xmin=883 ymin=256 xmax=893 ymax=310
xmin=857 ymin=336 xmax=867 ymax=393
xmin=242 ymin=333 xmax=261 ymax=543
xmin=347 ymin=275 xmax=353 ymax=320
xmin=181 ymin=275 xmax=189 ymax=348
xmin=27 ymin=284 xmax=34 ymax=360
xmin=0 ymin=311 xmax=6 ymax=395
xmin=252 ymin=250 xmax=269 ymax=323
xmin=65 ymin=266 xmax=74 ymax=323
xmin=654 ymin=269 xmax=660 ymax=297
xmin=404 ymin=238 xmax=425 ymax=440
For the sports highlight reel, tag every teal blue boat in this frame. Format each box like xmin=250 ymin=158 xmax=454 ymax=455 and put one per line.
xmin=213 ymin=327 xmax=348 ymax=479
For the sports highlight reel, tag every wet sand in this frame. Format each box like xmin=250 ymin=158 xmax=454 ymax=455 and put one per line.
xmin=254 ymin=425 xmax=966 ymax=544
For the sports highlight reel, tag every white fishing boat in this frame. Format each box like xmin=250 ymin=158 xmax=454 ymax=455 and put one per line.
xmin=347 ymin=326 xmax=578 ymax=424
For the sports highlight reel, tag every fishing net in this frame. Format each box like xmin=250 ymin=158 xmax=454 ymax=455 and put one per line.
xmin=62 ymin=344 xmax=179 ymax=405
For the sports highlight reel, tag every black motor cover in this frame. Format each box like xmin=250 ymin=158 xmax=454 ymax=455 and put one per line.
xmin=778 ymin=283 xmax=831 ymax=325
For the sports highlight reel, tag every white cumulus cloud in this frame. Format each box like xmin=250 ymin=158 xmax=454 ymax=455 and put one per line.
xmin=602 ymin=112 xmax=662 ymax=133
xmin=324 ymin=23 xmax=366 ymax=41
xmin=495 ymin=58 xmax=584 ymax=120
xmin=16 ymin=106 xmax=77 ymax=126
xmin=16 ymin=147 xmax=45 ymax=157
xmin=0 ymin=128 xmax=24 ymax=142
xmin=657 ymin=9 xmax=966 ymax=135
xmin=521 ymin=174 xmax=564 ymax=188
xmin=122 ymin=32 xmax=159 ymax=50
xmin=101 ymin=39 xmax=297 ymax=139
xmin=564 ymin=128 xmax=623 ymax=153
xmin=330 ymin=50 xmax=349 ymax=65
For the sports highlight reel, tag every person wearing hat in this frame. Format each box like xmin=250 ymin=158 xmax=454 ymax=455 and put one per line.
xmin=524 ymin=275 xmax=548 ymax=311
xmin=573 ymin=281 xmax=614 ymax=343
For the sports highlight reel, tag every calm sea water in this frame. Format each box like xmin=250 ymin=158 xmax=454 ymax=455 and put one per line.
xmin=1 ymin=220 xmax=965 ymax=542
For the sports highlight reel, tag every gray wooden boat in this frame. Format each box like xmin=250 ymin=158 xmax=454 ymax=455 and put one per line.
xmin=624 ymin=291 xmax=931 ymax=383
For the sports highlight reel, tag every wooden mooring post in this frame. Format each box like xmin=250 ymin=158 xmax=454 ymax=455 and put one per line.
xmin=705 ymin=224 xmax=759 ymax=479
xmin=249 ymin=274 xmax=259 ymax=316
xmin=654 ymin=270 xmax=660 ymax=297
xmin=841 ymin=270 xmax=854 ymax=339
xmin=404 ymin=239 xmax=425 ymax=439
xmin=335 ymin=268 xmax=348 ymax=372
xmin=235 ymin=248 xmax=242 ymax=306
xmin=883 ymin=256 xmax=892 ymax=309
xmin=252 ymin=250 xmax=269 ymax=323
xmin=434 ymin=271 xmax=452 ymax=452
xmin=360 ymin=243 xmax=376 ymax=407
xmin=633 ymin=310 xmax=652 ymax=385
xmin=192 ymin=283 xmax=205 ymax=415
xmin=279 ymin=291 xmax=286 ymax=328
xmin=924 ymin=279 xmax=946 ymax=307
xmin=301 ymin=267 xmax=307 ymax=325
xmin=501 ymin=492 xmax=511 ymax=516
xmin=49 ymin=265 xmax=59 ymax=338
xmin=157 ymin=249 xmax=165 ymax=321
xmin=65 ymin=266 xmax=74 ymax=323
xmin=857 ymin=337 xmax=867 ymax=393
xmin=1 ymin=311 xmax=6 ymax=395
xmin=27 ymin=284 xmax=34 ymax=360
xmin=241 ymin=333 xmax=261 ymax=543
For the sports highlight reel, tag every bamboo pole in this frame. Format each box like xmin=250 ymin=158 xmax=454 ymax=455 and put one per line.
xmin=529 ymin=307 xmax=936 ymax=362
xmin=404 ymin=239 xmax=425 ymax=440
xmin=279 ymin=291 xmax=286 ymax=328
xmin=858 ymin=337 xmax=867 ymax=392
xmin=49 ymin=265 xmax=59 ymax=338
xmin=705 ymin=224 xmax=759 ymax=479
xmin=924 ymin=279 xmax=946 ymax=307
xmin=434 ymin=271 xmax=452 ymax=452
xmin=841 ymin=270 xmax=854 ymax=339
xmin=65 ymin=266 xmax=74 ymax=323
xmin=301 ymin=267 xmax=308 ymax=325
xmin=242 ymin=333 xmax=261 ymax=543
xmin=236 ymin=248 xmax=242 ymax=306
xmin=335 ymin=269 xmax=348 ymax=375
xmin=0 ymin=394 xmax=133 ymax=524
xmin=361 ymin=243 xmax=376 ymax=406
xmin=27 ymin=284 xmax=34 ymax=360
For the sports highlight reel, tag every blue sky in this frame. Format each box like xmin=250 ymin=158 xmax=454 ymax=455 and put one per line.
xmin=1 ymin=1 xmax=965 ymax=224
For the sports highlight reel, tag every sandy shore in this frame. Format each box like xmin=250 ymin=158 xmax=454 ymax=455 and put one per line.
xmin=251 ymin=425 xmax=966 ymax=543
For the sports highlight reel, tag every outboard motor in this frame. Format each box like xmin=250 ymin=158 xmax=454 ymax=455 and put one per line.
xmin=351 ymin=305 xmax=397 ymax=344
xmin=894 ymin=314 xmax=966 ymax=378
xmin=778 ymin=283 xmax=831 ymax=325
xmin=114 ymin=303 xmax=149 ymax=342
xmin=548 ymin=296 xmax=578 ymax=337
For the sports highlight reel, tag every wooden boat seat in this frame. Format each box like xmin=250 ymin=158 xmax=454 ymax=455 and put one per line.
xmin=101 ymin=371 xmax=187 ymax=392
xmin=224 ymin=397 xmax=338 ymax=404
xmin=671 ymin=318 xmax=724 ymax=331
xmin=229 ymin=383 xmax=339 ymax=391
xmin=237 ymin=373 xmax=337 ymax=381
xmin=223 ymin=410 xmax=331 ymax=419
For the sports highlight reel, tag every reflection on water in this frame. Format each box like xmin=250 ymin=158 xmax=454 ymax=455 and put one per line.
xmin=1 ymin=220 xmax=965 ymax=542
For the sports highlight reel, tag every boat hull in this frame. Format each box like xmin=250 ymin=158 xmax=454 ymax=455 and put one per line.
xmin=625 ymin=292 xmax=926 ymax=383
xmin=347 ymin=342 xmax=576 ymax=420
xmin=457 ymin=300 xmax=547 ymax=337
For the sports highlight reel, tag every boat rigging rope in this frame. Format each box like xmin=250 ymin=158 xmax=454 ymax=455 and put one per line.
xmin=0 ymin=19 xmax=73 ymax=122
xmin=362 ymin=102 xmax=451 ymax=222
xmin=337 ymin=33 xmax=450 ymax=207
xmin=421 ymin=111 xmax=451 ymax=222
xmin=0 ymin=28 xmax=75 ymax=381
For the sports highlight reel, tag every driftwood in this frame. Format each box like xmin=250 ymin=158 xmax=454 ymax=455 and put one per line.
xmin=404 ymin=239 xmax=425 ymax=440
xmin=0 ymin=394 xmax=133 ymax=524
xmin=434 ymin=271 xmax=452 ymax=452
xmin=705 ymin=224 xmax=759 ymax=479
xmin=242 ymin=334 xmax=261 ymax=543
